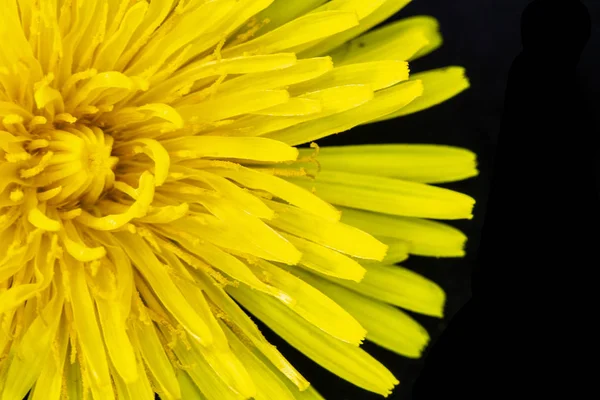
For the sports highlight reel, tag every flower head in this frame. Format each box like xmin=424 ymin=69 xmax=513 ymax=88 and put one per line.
xmin=0 ymin=1 xmax=476 ymax=399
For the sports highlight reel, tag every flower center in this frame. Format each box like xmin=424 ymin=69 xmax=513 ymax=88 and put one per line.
xmin=16 ymin=122 xmax=119 ymax=209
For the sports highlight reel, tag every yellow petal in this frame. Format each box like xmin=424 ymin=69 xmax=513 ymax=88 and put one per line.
xmin=64 ymin=355 xmax=84 ymax=400
xmin=193 ymin=269 xmax=309 ymax=391
xmin=216 ymin=58 xmax=333 ymax=95
xmin=161 ymin=136 xmax=298 ymax=163
xmin=374 ymin=66 xmax=470 ymax=122
xmin=162 ymin=234 xmax=289 ymax=300
xmin=30 ymin=315 xmax=70 ymax=400
xmin=298 ymin=144 xmax=478 ymax=184
xmin=209 ymin=84 xmax=375 ymax=137
xmin=207 ymin=165 xmax=340 ymax=221
xmin=0 ymin=235 xmax=57 ymax=315
xmin=296 ymin=269 xmax=430 ymax=358
xmin=288 ymin=170 xmax=475 ymax=220
xmin=64 ymin=255 xmax=114 ymax=396
xmin=252 ymin=98 xmax=322 ymax=116
xmin=137 ymin=203 xmax=190 ymax=224
xmin=124 ymin=0 xmax=241 ymax=75
xmin=133 ymin=275 xmax=255 ymax=398
xmin=151 ymin=314 xmax=250 ymax=400
xmin=299 ymin=0 xmax=412 ymax=57
xmin=222 ymin=323 xmax=297 ymax=400
xmin=140 ymin=54 xmax=297 ymax=105
xmin=280 ymin=231 xmax=366 ymax=282
xmin=266 ymin=80 xmax=423 ymax=145
xmin=252 ymin=0 xmax=328 ymax=33
xmin=111 ymin=356 xmax=155 ymax=400
xmin=309 ymin=0 xmax=389 ymax=20
xmin=166 ymin=166 xmax=274 ymax=219
xmin=339 ymin=207 xmax=468 ymax=257
xmin=123 ymin=138 xmax=171 ymax=186
xmin=330 ymin=16 xmax=442 ymax=65
xmin=1 ymin=284 xmax=64 ymax=400
xmin=289 ymin=60 xmax=409 ymax=95
xmin=223 ymin=11 xmax=360 ymax=57
xmin=130 ymin=319 xmax=182 ymax=400
xmin=93 ymin=1 xmax=149 ymax=71
xmin=65 ymin=71 xmax=142 ymax=110
xmin=114 ymin=232 xmax=213 ymax=345
xmin=287 ymin=386 xmax=326 ymax=400
xmin=190 ymin=339 xmax=257 ymax=400
xmin=176 ymin=90 xmax=290 ymax=123
xmin=287 ymin=0 xmax=389 ymax=55
xmin=95 ymin=295 xmax=138 ymax=383
xmin=228 ymin=284 xmax=399 ymax=397
xmin=248 ymin=259 xmax=367 ymax=344
xmin=75 ymin=171 xmax=155 ymax=231
xmin=322 ymin=264 xmax=446 ymax=317
xmin=60 ymin=220 xmax=107 ymax=262
xmin=264 ymin=199 xmax=387 ymax=260
xmin=176 ymin=369 xmax=207 ymax=400
xmin=364 ymin=236 xmax=410 ymax=265
xmin=166 ymin=207 xmax=302 ymax=265
xmin=27 ymin=207 xmax=60 ymax=231
xmin=175 ymin=0 xmax=276 ymax=66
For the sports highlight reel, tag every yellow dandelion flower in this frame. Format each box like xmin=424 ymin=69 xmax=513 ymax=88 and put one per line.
xmin=0 ymin=1 xmax=476 ymax=399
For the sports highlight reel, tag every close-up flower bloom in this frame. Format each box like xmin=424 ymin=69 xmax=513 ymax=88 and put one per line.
xmin=0 ymin=1 xmax=477 ymax=399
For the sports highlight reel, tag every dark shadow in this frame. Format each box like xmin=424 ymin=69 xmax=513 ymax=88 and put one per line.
xmin=413 ymin=1 xmax=596 ymax=397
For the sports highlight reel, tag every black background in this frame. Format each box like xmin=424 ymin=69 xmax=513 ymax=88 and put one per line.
xmin=254 ymin=1 xmax=600 ymax=399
